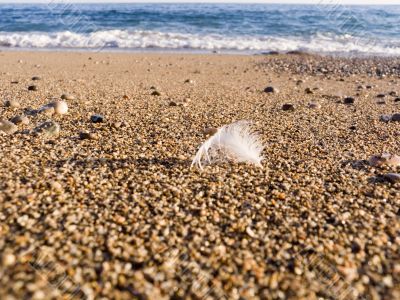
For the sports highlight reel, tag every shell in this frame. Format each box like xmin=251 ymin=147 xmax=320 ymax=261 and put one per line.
xmin=52 ymin=100 xmax=68 ymax=115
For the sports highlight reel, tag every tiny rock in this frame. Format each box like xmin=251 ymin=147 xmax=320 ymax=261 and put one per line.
xmin=31 ymin=76 xmax=41 ymax=81
xmin=52 ymin=100 xmax=68 ymax=115
xmin=369 ymin=153 xmax=400 ymax=167
xmin=169 ymin=101 xmax=178 ymax=107
xmin=391 ymin=113 xmax=400 ymax=122
xmin=308 ymin=102 xmax=321 ymax=109
xmin=79 ymin=131 xmax=97 ymax=140
xmin=344 ymin=97 xmax=355 ymax=104
xmin=91 ymin=114 xmax=104 ymax=123
xmin=33 ymin=121 xmax=60 ymax=138
xmin=282 ymin=103 xmax=295 ymax=111
xmin=0 ymin=119 xmax=18 ymax=134
xmin=61 ymin=94 xmax=75 ymax=100
xmin=151 ymin=90 xmax=161 ymax=96
xmin=28 ymin=85 xmax=38 ymax=91
xmin=4 ymin=100 xmax=20 ymax=108
xmin=10 ymin=115 xmax=29 ymax=126
xmin=264 ymin=86 xmax=277 ymax=93
xmin=203 ymin=127 xmax=218 ymax=136
xmin=384 ymin=173 xmax=400 ymax=183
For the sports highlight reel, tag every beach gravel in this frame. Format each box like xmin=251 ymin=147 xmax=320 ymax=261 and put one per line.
xmin=0 ymin=52 xmax=399 ymax=300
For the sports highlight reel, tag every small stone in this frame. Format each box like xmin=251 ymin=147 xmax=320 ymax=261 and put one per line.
xmin=380 ymin=115 xmax=392 ymax=123
xmin=383 ymin=173 xmax=400 ymax=183
xmin=10 ymin=115 xmax=29 ymax=126
xmin=394 ymin=97 xmax=400 ymax=102
xmin=51 ymin=181 xmax=63 ymax=191
xmin=31 ymin=76 xmax=41 ymax=81
xmin=113 ymin=122 xmax=122 ymax=128
xmin=308 ymin=102 xmax=321 ymax=109
xmin=184 ymin=79 xmax=194 ymax=84
xmin=389 ymin=91 xmax=397 ymax=97
xmin=3 ymin=253 xmax=16 ymax=266
xmin=52 ymin=100 xmax=68 ymax=115
xmin=91 ymin=114 xmax=104 ymax=123
xmin=351 ymin=241 xmax=362 ymax=253
xmin=33 ymin=121 xmax=60 ymax=138
xmin=4 ymin=100 xmax=20 ymax=108
xmin=203 ymin=127 xmax=218 ymax=136
xmin=369 ymin=153 xmax=400 ymax=167
xmin=169 ymin=101 xmax=177 ymax=107
xmin=305 ymin=87 xmax=313 ymax=94
xmin=282 ymin=104 xmax=295 ymax=111
xmin=28 ymin=85 xmax=38 ymax=91
xmin=61 ymin=94 xmax=75 ymax=100
xmin=264 ymin=86 xmax=277 ymax=93
xmin=39 ymin=106 xmax=55 ymax=116
xmin=151 ymin=90 xmax=161 ymax=96
xmin=391 ymin=113 xmax=400 ymax=122
xmin=79 ymin=131 xmax=97 ymax=140
xmin=344 ymin=97 xmax=355 ymax=104
xmin=376 ymin=94 xmax=386 ymax=98
xmin=0 ymin=120 xmax=18 ymax=134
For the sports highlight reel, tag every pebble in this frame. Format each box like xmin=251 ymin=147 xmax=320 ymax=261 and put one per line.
xmin=28 ymin=85 xmax=38 ymax=91
xmin=168 ymin=101 xmax=178 ymax=107
xmin=61 ymin=94 xmax=75 ymax=100
xmin=391 ymin=113 xmax=400 ymax=122
xmin=203 ymin=127 xmax=218 ymax=136
xmin=184 ymin=79 xmax=195 ymax=84
xmin=344 ymin=97 xmax=355 ymax=104
xmin=264 ymin=86 xmax=277 ymax=93
xmin=383 ymin=173 xmax=400 ymax=183
xmin=151 ymin=90 xmax=161 ymax=96
xmin=0 ymin=120 xmax=18 ymax=134
xmin=79 ymin=131 xmax=97 ymax=140
xmin=31 ymin=76 xmax=41 ymax=81
xmin=2 ymin=253 xmax=16 ymax=266
xmin=308 ymin=102 xmax=321 ymax=109
xmin=282 ymin=103 xmax=295 ymax=111
xmin=380 ymin=115 xmax=392 ymax=123
xmin=33 ymin=121 xmax=60 ymax=138
xmin=305 ymin=87 xmax=313 ymax=94
xmin=39 ymin=106 xmax=55 ymax=116
xmin=91 ymin=114 xmax=104 ymax=123
xmin=394 ymin=97 xmax=400 ymax=102
xmin=10 ymin=115 xmax=29 ymax=126
xmin=51 ymin=100 xmax=68 ymax=115
xmin=4 ymin=100 xmax=20 ymax=108
xmin=369 ymin=153 xmax=400 ymax=167
xmin=389 ymin=91 xmax=397 ymax=97
xmin=376 ymin=94 xmax=386 ymax=98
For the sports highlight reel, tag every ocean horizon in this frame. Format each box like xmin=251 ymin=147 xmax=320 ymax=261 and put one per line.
xmin=1 ymin=3 xmax=400 ymax=56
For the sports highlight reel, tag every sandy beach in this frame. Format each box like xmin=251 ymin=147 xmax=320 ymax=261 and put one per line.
xmin=0 ymin=51 xmax=399 ymax=300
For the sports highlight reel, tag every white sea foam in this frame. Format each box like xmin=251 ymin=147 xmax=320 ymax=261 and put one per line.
xmin=0 ymin=30 xmax=399 ymax=56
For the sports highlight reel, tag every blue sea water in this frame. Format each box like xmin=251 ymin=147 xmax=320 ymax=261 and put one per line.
xmin=0 ymin=3 xmax=400 ymax=56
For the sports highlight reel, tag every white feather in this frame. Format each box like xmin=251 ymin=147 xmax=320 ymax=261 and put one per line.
xmin=191 ymin=120 xmax=265 ymax=169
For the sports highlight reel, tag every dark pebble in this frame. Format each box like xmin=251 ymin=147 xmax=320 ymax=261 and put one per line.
xmin=28 ymin=85 xmax=38 ymax=91
xmin=151 ymin=90 xmax=161 ymax=96
xmin=376 ymin=94 xmax=386 ymax=98
xmin=351 ymin=242 xmax=362 ymax=253
xmin=31 ymin=76 xmax=41 ymax=81
xmin=305 ymin=87 xmax=313 ymax=94
xmin=394 ymin=98 xmax=400 ymax=102
xmin=344 ymin=97 xmax=355 ymax=104
xmin=90 ymin=114 xmax=104 ymax=123
xmin=282 ymin=104 xmax=295 ymax=111
xmin=391 ymin=113 xmax=400 ymax=122
xmin=264 ymin=86 xmax=277 ymax=93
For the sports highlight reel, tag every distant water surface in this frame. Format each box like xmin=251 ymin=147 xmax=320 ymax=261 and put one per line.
xmin=0 ymin=3 xmax=400 ymax=56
